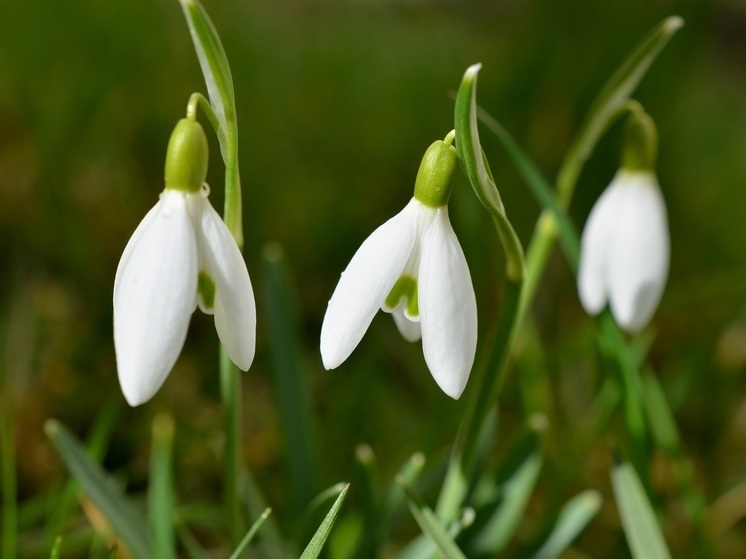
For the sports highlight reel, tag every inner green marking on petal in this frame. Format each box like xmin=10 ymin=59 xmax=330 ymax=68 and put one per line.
xmin=385 ymin=275 xmax=419 ymax=317
xmin=198 ymin=270 xmax=216 ymax=310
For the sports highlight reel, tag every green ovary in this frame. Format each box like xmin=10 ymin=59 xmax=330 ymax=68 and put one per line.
xmin=198 ymin=270 xmax=216 ymax=310
xmin=385 ymin=275 xmax=419 ymax=317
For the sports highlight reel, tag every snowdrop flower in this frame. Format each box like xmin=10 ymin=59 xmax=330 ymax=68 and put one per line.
xmin=577 ymin=109 xmax=669 ymax=333
xmin=320 ymin=133 xmax=477 ymax=399
xmin=114 ymin=118 xmax=255 ymax=406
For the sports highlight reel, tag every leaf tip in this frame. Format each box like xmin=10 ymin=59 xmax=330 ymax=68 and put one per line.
xmin=664 ymin=16 xmax=684 ymax=32
xmin=464 ymin=63 xmax=482 ymax=81
xmin=44 ymin=418 xmax=60 ymax=438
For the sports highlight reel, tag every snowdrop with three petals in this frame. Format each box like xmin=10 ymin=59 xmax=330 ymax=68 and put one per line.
xmin=114 ymin=118 xmax=256 ymax=406
xmin=321 ymin=134 xmax=477 ymax=399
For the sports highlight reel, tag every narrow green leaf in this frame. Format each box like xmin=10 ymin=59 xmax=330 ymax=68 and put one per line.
xmin=105 ymin=546 xmax=119 ymax=559
xmin=2 ymin=403 xmax=17 ymax=559
xmin=469 ymin=417 xmax=545 ymax=554
xmin=229 ymin=508 xmax=273 ymax=559
xmin=642 ymin=371 xmax=680 ymax=454
xmin=400 ymin=482 xmax=467 ymax=559
xmin=454 ymin=63 xmax=525 ymax=283
xmin=300 ymin=483 xmax=350 ymax=559
xmin=611 ymin=461 xmax=672 ymax=559
xmin=46 ymin=397 xmax=120 ymax=546
xmin=395 ymin=508 xmax=474 ymax=559
xmin=476 ymin=108 xmax=580 ymax=271
xmin=148 ymin=413 xmax=176 ymax=559
xmin=354 ymin=443 xmax=380 ymax=528
xmin=179 ymin=0 xmax=243 ymax=245
xmin=530 ymin=490 xmax=602 ymax=559
xmin=353 ymin=452 xmax=425 ymax=558
xmin=178 ymin=0 xmax=235 ymax=140
xmin=44 ymin=420 xmax=152 ymax=559
xmin=262 ymin=243 xmax=318 ymax=512
xmin=49 ymin=536 xmax=62 ymax=559
xmin=556 ymin=16 xmax=684 ymax=207
xmin=241 ymin=469 xmax=289 ymax=559
xmin=298 ymin=482 xmax=349 ymax=541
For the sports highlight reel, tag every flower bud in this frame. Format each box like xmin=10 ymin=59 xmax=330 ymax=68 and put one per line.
xmin=165 ymin=118 xmax=209 ymax=192
xmin=413 ymin=138 xmax=458 ymax=208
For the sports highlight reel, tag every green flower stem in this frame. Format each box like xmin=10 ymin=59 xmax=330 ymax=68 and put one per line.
xmin=436 ymin=278 xmax=522 ymax=522
xmin=436 ymin=64 xmax=525 ymax=522
xmin=220 ymin=348 xmax=244 ymax=545
xmin=187 ymin=93 xmax=221 ymax=142
xmin=149 ymin=414 xmax=176 ymax=559
xmin=179 ymin=2 xmax=247 ymax=546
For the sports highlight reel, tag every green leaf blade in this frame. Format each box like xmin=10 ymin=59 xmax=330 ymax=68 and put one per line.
xmin=261 ymin=243 xmax=318 ymax=512
xmin=44 ymin=420 xmax=152 ymax=559
xmin=556 ymin=16 xmax=684 ymax=206
xmin=300 ymin=483 xmax=350 ymax=559
xmin=530 ymin=490 xmax=602 ymax=559
xmin=178 ymin=0 xmax=236 ymax=140
xmin=228 ymin=508 xmax=273 ymax=559
xmin=611 ymin=461 xmax=672 ymax=559
xmin=148 ymin=413 xmax=176 ymax=559
xmin=454 ymin=63 xmax=525 ymax=282
xmin=401 ymin=481 xmax=467 ymax=559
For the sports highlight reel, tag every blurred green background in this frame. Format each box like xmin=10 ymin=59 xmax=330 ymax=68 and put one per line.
xmin=2 ymin=0 xmax=746 ymax=557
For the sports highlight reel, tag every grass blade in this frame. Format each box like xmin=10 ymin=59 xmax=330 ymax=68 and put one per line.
xmin=476 ymin=108 xmax=580 ymax=271
xmin=229 ymin=508 xmax=273 ymax=559
xmin=45 ymin=420 xmax=151 ymax=559
xmin=400 ymin=481 xmax=466 ymax=559
xmin=262 ymin=243 xmax=318 ymax=512
xmin=300 ymin=483 xmax=349 ymax=559
xmin=468 ymin=417 xmax=545 ymax=554
xmin=353 ymin=452 xmax=425 ymax=558
xmin=611 ymin=460 xmax=672 ymax=559
xmin=530 ymin=490 xmax=602 ymax=559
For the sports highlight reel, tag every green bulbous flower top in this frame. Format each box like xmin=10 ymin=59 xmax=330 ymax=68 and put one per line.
xmin=165 ymin=118 xmax=209 ymax=192
xmin=621 ymin=107 xmax=658 ymax=173
xmin=413 ymin=132 xmax=458 ymax=208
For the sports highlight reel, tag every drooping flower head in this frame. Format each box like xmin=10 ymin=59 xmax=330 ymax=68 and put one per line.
xmin=577 ymin=107 xmax=669 ymax=333
xmin=114 ymin=118 xmax=256 ymax=406
xmin=320 ymin=132 xmax=477 ymax=399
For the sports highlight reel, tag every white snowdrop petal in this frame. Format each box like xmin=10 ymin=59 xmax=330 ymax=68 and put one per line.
xmin=608 ymin=174 xmax=669 ymax=333
xmin=197 ymin=199 xmax=256 ymax=371
xmin=320 ymin=201 xmax=418 ymax=369
xmin=577 ymin=177 xmax=625 ymax=316
xmin=391 ymin=307 xmax=422 ymax=342
xmin=419 ymin=208 xmax=477 ymax=399
xmin=114 ymin=192 xmax=198 ymax=407
xmin=114 ymin=200 xmax=163 ymax=302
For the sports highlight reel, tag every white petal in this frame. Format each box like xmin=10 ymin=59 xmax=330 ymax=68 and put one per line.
xmin=577 ymin=176 xmax=626 ymax=316
xmin=196 ymin=197 xmax=257 ymax=371
xmin=320 ymin=201 xmax=418 ymax=369
xmin=418 ymin=207 xmax=477 ymax=399
xmin=113 ymin=191 xmax=198 ymax=406
xmin=608 ymin=173 xmax=669 ymax=333
xmin=391 ymin=307 xmax=422 ymax=342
